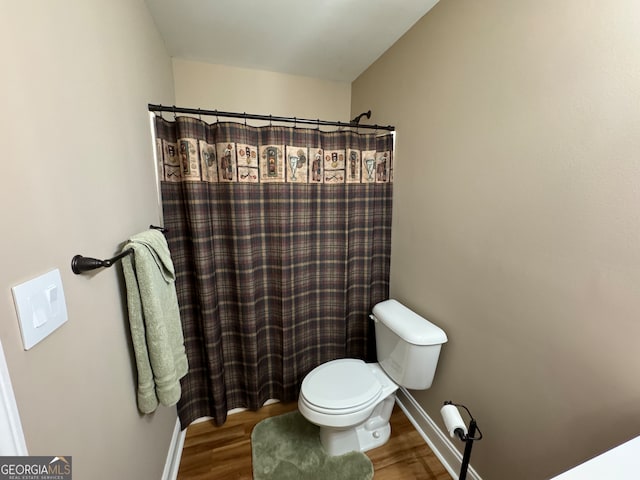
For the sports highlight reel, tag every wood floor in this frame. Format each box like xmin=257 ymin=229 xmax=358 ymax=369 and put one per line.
xmin=177 ymin=401 xmax=452 ymax=479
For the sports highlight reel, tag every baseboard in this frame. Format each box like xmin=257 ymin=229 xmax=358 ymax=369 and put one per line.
xmin=395 ymin=388 xmax=482 ymax=480
xmin=162 ymin=417 xmax=186 ymax=480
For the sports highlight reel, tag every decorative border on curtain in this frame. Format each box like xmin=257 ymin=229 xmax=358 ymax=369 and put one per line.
xmin=154 ymin=116 xmax=393 ymax=185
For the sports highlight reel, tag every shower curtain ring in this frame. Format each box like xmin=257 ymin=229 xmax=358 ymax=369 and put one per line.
xmin=269 ymin=114 xmax=273 ymax=126
xmin=214 ymin=110 xmax=219 ymax=123
xmin=243 ymin=112 xmax=247 ymax=126
xmin=198 ymin=108 xmax=202 ymax=121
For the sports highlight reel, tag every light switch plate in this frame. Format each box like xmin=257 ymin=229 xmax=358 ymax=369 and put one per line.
xmin=11 ymin=269 xmax=68 ymax=350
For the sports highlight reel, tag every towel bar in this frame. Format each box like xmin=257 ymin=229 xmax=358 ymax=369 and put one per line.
xmin=71 ymin=225 xmax=167 ymax=274
xmin=71 ymin=250 xmax=133 ymax=274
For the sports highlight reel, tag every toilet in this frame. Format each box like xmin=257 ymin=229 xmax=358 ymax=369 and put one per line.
xmin=298 ymin=299 xmax=448 ymax=456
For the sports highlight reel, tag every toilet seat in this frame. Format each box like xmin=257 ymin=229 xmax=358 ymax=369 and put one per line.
xmin=300 ymin=359 xmax=382 ymax=414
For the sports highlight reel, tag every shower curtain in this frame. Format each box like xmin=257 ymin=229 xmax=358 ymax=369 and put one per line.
xmin=153 ymin=115 xmax=394 ymax=427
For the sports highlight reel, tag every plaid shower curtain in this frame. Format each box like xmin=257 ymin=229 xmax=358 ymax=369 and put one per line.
xmin=154 ymin=116 xmax=393 ymax=427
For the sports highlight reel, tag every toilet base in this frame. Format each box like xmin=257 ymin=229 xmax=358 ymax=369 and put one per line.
xmin=318 ymin=394 xmax=396 ymax=456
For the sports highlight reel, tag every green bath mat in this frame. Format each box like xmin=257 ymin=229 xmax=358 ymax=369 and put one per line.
xmin=251 ymin=410 xmax=374 ymax=480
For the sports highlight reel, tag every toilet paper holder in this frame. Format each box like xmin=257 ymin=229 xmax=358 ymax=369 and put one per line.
xmin=441 ymin=401 xmax=483 ymax=480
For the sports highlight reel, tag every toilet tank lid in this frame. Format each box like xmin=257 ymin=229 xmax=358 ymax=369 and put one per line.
xmin=372 ymin=299 xmax=448 ymax=346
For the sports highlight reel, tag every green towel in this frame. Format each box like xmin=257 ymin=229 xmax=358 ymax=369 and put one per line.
xmin=121 ymin=229 xmax=188 ymax=414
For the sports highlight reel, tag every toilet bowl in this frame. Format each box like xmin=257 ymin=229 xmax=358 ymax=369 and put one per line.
xmin=298 ymin=359 xmax=398 ymax=455
xmin=298 ymin=299 xmax=448 ymax=456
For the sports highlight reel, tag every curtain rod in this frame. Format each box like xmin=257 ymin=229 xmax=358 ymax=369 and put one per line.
xmin=148 ymin=104 xmax=395 ymax=132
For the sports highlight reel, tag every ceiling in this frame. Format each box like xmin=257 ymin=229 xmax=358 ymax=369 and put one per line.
xmin=144 ymin=0 xmax=439 ymax=83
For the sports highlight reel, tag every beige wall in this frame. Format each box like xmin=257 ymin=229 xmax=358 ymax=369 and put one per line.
xmin=172 ymin=58 xmax=352 ymax=122
xmin=352 ymin=0 xmax=640 ymax=478
xmin=0 ymin=1 xmax=176 ymax=479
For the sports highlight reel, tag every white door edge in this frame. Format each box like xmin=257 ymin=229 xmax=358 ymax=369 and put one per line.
xmin=0 ymin=338 xmax=28 ymax=456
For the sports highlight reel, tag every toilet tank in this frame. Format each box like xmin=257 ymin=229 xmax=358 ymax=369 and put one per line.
xmin=372 ymin=299 xmax=447 ymax=390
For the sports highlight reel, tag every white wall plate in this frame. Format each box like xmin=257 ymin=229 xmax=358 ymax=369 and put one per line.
xmin=11 ymin=269 xmax=68 ymax=350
